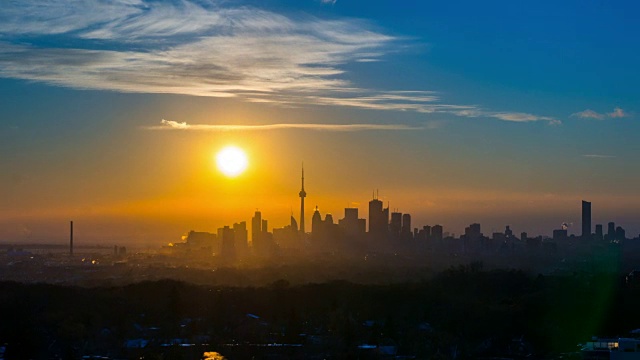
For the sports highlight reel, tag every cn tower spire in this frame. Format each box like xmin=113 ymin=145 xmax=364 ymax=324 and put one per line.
xmin=299 ymin=163 xmax=306 ymax=234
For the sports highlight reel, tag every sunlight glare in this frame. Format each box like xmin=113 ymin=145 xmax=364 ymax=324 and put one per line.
xmin=216 ymin=146 xmax=248 ymax=177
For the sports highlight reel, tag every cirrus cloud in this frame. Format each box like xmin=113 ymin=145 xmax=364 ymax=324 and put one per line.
xmin=0 ymin=0 xmax=557 ymax=125
xmin=147 ymin=119 xmax=424 ymax=131
xmin=571 ymin=107 xmax=629 ymax=120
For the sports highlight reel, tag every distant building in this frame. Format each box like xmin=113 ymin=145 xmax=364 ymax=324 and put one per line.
xmin=595 ymin=224 xmax=603 ymax=241
xmin=390 ymin=212 xmax=402 ymax=239
xmin=465 ymin=223 xmax=482 ymax=240
xmin=338 ymin=207 xmax=366 ymax=237
xmin=273 ymin=216 xmax=301 ymax=249
xmin=582 ymin=200 xmax=591 ymax=240
xmin=607 ymin=222 xmax=616 ymax=241
xmin=325 ymin=213 xmax=334 ymax=225
xmin=505 ymin=225 xmax=513 ymax=238
xmin=553 ymin=229 xmax=568 ymax=242
xmin=233 ymin=221 xmax=248 ymax=257
xmin=431 ymin=225 xmax=443 ymax=242
xmin=423 ymin=225 xmax=432 ymax=241
xmin=312 ymin=206 xmax=323 ymax=235
xmin=185 ymin=231 xmax=216 ymax=249
xmin=218 ymin=226 xmax=235 ymax=260
xmin=401 ymin=213 xmax=412 ymax=241
xmin=251 ymin=210 xmax=262 ymax=244
xmin=368 ymin=195 xmax=388 ymax=237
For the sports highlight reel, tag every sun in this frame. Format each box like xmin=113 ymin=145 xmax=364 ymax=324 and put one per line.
xmin=216 ymin=146 xmax=248 ymax=177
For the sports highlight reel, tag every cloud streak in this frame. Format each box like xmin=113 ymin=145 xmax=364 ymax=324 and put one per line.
xmin=0 ymin=0 xmax=557 ymax=124
xmin=583 ymin=154 xmax=616 ymax=159
xmin=571 ymin=107 xmax=629 ymax=120
xmin=146 ymin=119 xmax=424 ymax=132
xmin=0 ymin=1 xmax=392 ymax=97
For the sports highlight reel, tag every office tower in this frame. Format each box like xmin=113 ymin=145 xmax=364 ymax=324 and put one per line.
xmin=339 ymin=207 xmax=365 ymax=237
xmin=432 ymin=225 xmax=443 ymax=242
xmin=553 ymin=229 xmax=568 ymax=242
xmin=390 ymin=212 xmax=402 ymax=238
xmin=607 ymin=222 xmax=615 ymax=241
xmin=401 ymin=213 xmax=411 ymax=234
xmin=312 ymin=206 xmax=322 ymax=235
xmin=325 ymin=213 xmax=334 ymax=224
xmin=262 ymin=219 xmax=268 ymax=234
xmin=595 ymin=224 xmax=603 ymax=241
xmin=186 ymin=230 xmax=216 ymax=248
xmin=368 ymin=191 xmax=389 ymax=238
xmin=344 ymin=207 xmax=358 ymax=221
xmin=422 ymin=225 xmax=432 ymax=241
xmin=368 ymin=196 xmax=382 ymax=232
xmin=251 ymin=210 xmax=262 ymax=244
xmin=582 ymin=200 xmax=591 ymax=239
xmin=520 ymin=232 xmax=527 ymax=242
xmin=505 ymin=226 xmax=513 ymax=238
xmin=299 ymin=165 xmax=306 ymax=234
xmin=219 ymin=225 xmax=236 ymax=259
xmin=616 ymin=226 xmax=626 ymax=241
xmin=465 ymin=223 xmax=481 ymax=240
xmin=69 ymin=220 xmax=73 ymax=256
xmin=233 ymin=221 xmax=248 ymax=255
xmin=401 ymin=213 xmax=412 ymax=241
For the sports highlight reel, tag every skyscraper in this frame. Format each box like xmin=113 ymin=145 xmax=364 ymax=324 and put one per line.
xmin=595 ymin=224 xmax=603 ymax=241
xmin=299 ymin=164 xmax=306 ymax=234
xmin=431 ymin=225 xmax=443 ymax=242
xmin=608 ymin=222 xmax=616 ymax=241
xmin=401 ymin=213 xmax=412 ymax=235
xmin=368 ymin=192 xmax=388 ymax=239
xmin=233 ymin=221 xmax=248 ymax=256
xmin=582 ymin=200 xmax=591 ymax=240
xmin=390 ymin=212 xmax=402 ymax=239
xmin=339 ymin=208 xmax=366 ymax=237
xmin=251 ymin=210 xmax=262 ymax=244
xmin=312 ymin=206 xmax=322 ymax=235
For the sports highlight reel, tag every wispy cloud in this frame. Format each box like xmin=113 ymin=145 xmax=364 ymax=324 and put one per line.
xmin=0 ymin=0 xmax=556 ymax=124
xmin=583 ymin=154 xmax=616 ymax=159
xmin=609 ymin=107 xmax=627 ymax=118
xmin=453 ymin=109 xmax=560 ymax=124
xmin=0 ymin=1 xmax=392 ymax=96
xmin=571 ymin=107 xmax=629 ymax=120
xmin=146 ymin=119 xmax=423 ymax=131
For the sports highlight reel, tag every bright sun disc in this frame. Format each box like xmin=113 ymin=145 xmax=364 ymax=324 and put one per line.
xmin=216 ymin=146 xmax=248 ymax=177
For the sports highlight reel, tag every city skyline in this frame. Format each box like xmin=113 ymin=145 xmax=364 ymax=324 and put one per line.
xmin=1 ymin=1 xmax=639 ymax=244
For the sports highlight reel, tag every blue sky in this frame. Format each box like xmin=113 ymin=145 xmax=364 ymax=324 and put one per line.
xmin=1 ymin=0 xmax=638 ymax=243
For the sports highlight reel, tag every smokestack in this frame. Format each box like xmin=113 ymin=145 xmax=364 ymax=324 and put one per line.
xmin=70 ymin=221 xmax=74 ymax=256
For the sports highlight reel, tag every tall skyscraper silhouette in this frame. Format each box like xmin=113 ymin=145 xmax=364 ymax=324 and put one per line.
xmin=401 ymin=213 xmax=412 ymax=238
xmin=299 ymin=164 xmax=306 ymax=234
xmin=312 ymin=206 xmax=322 ymax=235
xmin=251 ymin=210 xmax=262 ymax=244
xmin=69 ymin=220 xmax=74 ymax=256
xmin=390 ymin=212 xmax=402 ymax=239
xmin=368 ymin=191 xmax=389 ymax=240
xmin=582 ymin=200 xmax=591 ymax=239
xmin=608 ymin=222 xmax=615 ymax=241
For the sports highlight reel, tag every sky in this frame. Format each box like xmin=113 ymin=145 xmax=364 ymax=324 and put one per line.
xmin=1 ymin=0 xmax=639 ymax=245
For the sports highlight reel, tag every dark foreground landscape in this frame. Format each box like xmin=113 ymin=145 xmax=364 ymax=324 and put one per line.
xmin=2 ymin=266 xmax=640 ymax=359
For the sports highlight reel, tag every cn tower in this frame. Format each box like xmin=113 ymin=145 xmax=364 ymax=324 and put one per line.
xmin=299 ymin=164 xmax=306 ymax=234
